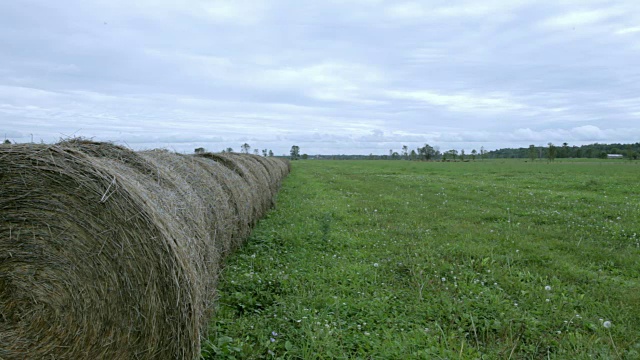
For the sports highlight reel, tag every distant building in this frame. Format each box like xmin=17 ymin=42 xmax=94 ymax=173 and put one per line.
xmin=607 ymin=154 xmax=623 ymax=159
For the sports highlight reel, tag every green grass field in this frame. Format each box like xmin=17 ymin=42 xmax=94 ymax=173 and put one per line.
xmin=203 ymin=160 xmax=640 ymax=359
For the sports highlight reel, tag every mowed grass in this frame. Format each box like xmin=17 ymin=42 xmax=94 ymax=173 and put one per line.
xmin=203 ymin=160 xmax=640 ymax=359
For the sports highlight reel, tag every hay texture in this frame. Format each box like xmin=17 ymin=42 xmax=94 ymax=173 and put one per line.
xmin=0 ymin=141 xmax=289 ymax=359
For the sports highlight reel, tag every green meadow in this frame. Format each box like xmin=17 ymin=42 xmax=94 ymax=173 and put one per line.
xmin=203 ymin=159 xmax=640 ymax=359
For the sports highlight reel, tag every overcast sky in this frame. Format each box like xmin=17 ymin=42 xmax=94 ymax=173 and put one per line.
xmin=1 ymin=0 xmax=639 ymax=155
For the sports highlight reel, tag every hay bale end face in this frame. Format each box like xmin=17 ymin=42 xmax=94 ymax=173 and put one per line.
xmin=0 ymin=143 xmax=289 ymax=359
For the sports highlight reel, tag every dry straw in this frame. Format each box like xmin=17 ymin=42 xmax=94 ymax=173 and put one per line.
xmin=197 ymin=153 xmax=272 ymax=223
xmin=0 ymin=140 xmax=289 ymax=359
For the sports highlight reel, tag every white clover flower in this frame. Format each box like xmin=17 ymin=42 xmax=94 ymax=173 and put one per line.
xmin=603 ymin=321 xmax=612 ymax=328
xmin=373 ymin=263 xmax=379 ymax=267
xmin=545 ymin=285 xmax=552 ymax=291
xmin=441 ymin=277 xmax=446 ymax=282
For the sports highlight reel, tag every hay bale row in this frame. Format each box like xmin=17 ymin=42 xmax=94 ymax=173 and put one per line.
xmin=0 ymin=140 xmax=290 ymax=360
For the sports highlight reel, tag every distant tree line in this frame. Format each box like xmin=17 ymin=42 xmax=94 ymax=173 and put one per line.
xmin=195 ymin=143 xmax=302 ymax=160
xmin=488 ymin=142 xmax=640 ymax=160
xmin=193 ymin=142 xmax=640 ymax=161
xmin=195 ymin=143 xmax=276 ymax=157
xmin=301 ymin=144 xmax=488 ymax=161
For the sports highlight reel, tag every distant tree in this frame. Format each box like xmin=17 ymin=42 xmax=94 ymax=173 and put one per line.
xmin=448 ymin=149 xmax=458 ymax=161
xmin=480 ymin=146 xmax=486 ymax=160
xmin=241 ymin=143 xmax=251 ymax=154
xmin=391 ymin=151 xmax=400 ymax=160
xmin=460 ymin=149 xmax=465 ymax=161
xmin=262 ymin=149 xmax=268 ymax=157
xmin=268 ymin=150 xmax=274 ymax=157
xmin=471 ymin=149 xmax=477 ymax=161
xmin=226 ymin=147 xmax=234 ymax=153
xmin=402 ymin=145 xmax=409 ymax=160
xmin=560 ymin=142 xmax=569 ymax=158
xmin=418 ymin=144 xmax=436 ymax=160
xmin=528 ymin=145 xmax=536 ymax=161
xmin=427 ymin=145 xmax=437 ymax=160
xmin=290 ymin=145 xmax=300 ymax=160
xmin=302 ymin=153 xmax=308 ymax=160
xmin=194 ymin=147 xmax=205 ymax=154
xmin=410 ymin=149 xmax=417 ymax=160
xmin=627 ymin=149 xmax=638 ymax=160
xmin=3 ymin=139 xmax=11 ymax=144
xmin=585 ymin=148 xmax=594 ymax=158
xmin=547 ymin=143 xmax=557 ymax=162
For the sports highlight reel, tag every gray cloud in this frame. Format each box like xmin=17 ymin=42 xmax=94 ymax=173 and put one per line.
xmin=1 ymin=0 xmax=639 ymax=154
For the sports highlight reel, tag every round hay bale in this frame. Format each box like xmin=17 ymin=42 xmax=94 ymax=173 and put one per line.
xmin=0 ymin=144 xmax=199 ymax=359
xmin=224 ymin=153 xmax=274 ymax=209
xmin=197 ymin=153 xmax=267 ymax=223
xmin=189 ymin=156 xmax=253 ymax=249
xmin=57 ymin=139 xmax=151 ymax=172
xmin=139 ymin=150 xmax=235 ymax=256
xmin=276 ymin=157 xmax=292 ymax=174
xmin=261 ymin=157 xmax=290 ymax=186
xmin=249 ymin=155 xmax=280 ymax=197
xmin=246 ymin=155 xmax=290 ymax=208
